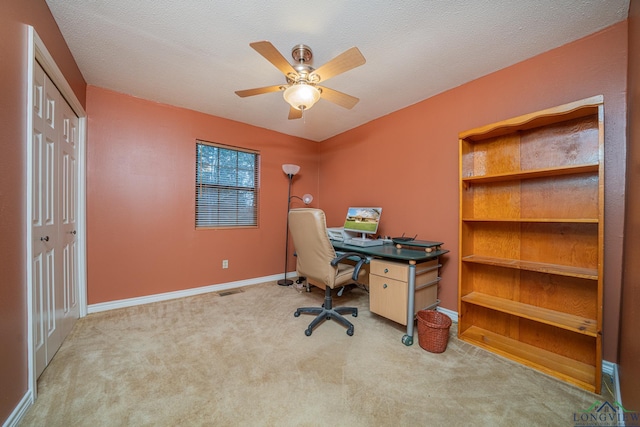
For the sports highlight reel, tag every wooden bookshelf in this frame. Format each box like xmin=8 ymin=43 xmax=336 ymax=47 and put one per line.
xmin=458 ymin=95 xmax=604 ymax=393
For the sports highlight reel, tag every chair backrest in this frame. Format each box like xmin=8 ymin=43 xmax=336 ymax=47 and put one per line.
xmin=288 ymin=208 xmax=339 ymax=288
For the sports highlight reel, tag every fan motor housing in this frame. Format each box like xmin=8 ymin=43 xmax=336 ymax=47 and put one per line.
xmin=291 ymin=44 xmax=312 ymax=63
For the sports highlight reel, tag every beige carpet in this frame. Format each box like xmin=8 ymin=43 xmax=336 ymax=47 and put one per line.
xmin=20 ymin=282 xmax=607 ymax=426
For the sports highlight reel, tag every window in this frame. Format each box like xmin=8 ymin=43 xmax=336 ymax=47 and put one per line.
xmin=195 ymin=140 xmax=259 ymax=228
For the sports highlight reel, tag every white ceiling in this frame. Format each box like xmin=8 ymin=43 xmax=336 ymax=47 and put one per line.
xmin=46 ymin=0 xmax=629 ymax=142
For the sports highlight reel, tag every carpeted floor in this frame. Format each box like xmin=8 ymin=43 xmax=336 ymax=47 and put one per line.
xmin=20 ymin=282 xmax=607 ymax=426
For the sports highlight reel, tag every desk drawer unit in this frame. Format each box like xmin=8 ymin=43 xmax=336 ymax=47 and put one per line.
xmin=369 ymin=259 xmax=440 ymax=325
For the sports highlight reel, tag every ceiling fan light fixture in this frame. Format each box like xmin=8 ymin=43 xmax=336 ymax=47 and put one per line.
xmin=237 ymin=41 xmax=365 ymax=119
xmin=283 ymin=84 xmax=321 ymax=111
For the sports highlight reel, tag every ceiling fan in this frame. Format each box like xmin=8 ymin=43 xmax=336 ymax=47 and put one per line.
xmin=235 ymin=41 xmax=366 ymax=120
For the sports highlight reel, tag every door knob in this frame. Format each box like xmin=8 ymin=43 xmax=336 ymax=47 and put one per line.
xmin=40 ymin=236 xmax=49 ymax=242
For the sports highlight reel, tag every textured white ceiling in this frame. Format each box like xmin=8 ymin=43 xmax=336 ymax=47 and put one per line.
xmin=46 ymin=0 xmax=629 ymax=141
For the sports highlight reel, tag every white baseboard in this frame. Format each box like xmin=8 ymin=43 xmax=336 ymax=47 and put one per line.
xmin=602 ymin=360 xmax=616 ymax=377
xmin=436 ymin=305 xmax=458 ymax=323
xmin=87 ymin=273 xmax=288 ymax=314
xmin=602 ymin=360 xmax=622 ymax=404
xmin=3 ymin=390 xmax=33 ymax=427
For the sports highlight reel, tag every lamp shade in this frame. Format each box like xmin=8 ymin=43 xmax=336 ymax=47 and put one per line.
xmin=302 ymin=194 xmax=313 ymax=204
xmin=282 ymin=164 xmax=300 ymax=176
xmin=283 ymin=84 xmax=321 ymax=111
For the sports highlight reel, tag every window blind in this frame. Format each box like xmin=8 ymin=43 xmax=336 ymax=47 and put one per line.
xmin=195 ymin=140 xmax=259 ymax=228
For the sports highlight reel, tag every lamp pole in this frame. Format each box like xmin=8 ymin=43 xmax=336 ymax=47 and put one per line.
xmin=278 ymin=164 xmax=313 ymax=286
xmin=278 ymin=170 xmax=295 ymax=286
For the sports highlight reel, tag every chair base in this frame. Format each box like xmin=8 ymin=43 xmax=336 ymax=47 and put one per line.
xmin=294 ymin=286 xmax=358 ymax=336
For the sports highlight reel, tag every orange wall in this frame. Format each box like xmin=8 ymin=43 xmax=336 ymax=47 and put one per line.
xmin=619 ymin=0 xmax=640 ymax=410
xmin=0 ymin=0 xmax=87 ymax=422
xmin=319 ymin=22 xmax=628 ymax=362
xmin=86 ymin=87 xmax=319 ymax=303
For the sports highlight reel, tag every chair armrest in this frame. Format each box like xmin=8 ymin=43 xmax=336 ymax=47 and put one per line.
xmin=331 ymin=252 xmax=368 ymax=281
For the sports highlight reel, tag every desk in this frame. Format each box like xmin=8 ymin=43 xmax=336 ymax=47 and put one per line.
xmin=332 ymin=240 xmax=449 ymax=345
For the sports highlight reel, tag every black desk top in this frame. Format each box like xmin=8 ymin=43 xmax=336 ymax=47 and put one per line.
xmin=332 ymin=241 xmax=448 ymax=262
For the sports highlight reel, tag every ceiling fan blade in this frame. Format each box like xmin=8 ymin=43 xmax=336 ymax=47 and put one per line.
xmin=249 ymin=41 xmax=298 ymax=77
xmin=288 ymin=106 xmax=303 ymax=120
xmin=235 ymin=85 xmax=284 ymax=98
xmin=318 ymin=86 xmax=360 ymax=109
xmin=310 ymin=47 xmax=366 ymax=82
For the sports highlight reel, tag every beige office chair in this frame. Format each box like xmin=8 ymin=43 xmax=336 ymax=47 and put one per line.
xmin=288 ymin=208 xmax=367 ymax=336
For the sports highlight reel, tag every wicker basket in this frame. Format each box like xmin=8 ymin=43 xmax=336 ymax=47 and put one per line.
xmin=416 ymin=310 xmax=452 ymax=353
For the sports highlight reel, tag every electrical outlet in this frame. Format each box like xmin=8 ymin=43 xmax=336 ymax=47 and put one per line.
xmin=222 ymin=259 xmax=229 ymax=269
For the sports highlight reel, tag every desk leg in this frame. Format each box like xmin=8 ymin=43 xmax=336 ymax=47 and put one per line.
xmin=402 ymin=261 xmax=417 ymax=346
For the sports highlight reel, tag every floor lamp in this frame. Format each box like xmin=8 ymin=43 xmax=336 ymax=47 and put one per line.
xmin=278 ymin=164 xmax=313 ymax=286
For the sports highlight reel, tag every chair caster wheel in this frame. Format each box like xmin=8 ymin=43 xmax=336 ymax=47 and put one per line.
xmin=402 ymin=334 xmax=413 ymax=346
xmin=352 ymin=312 xmax=358 ymax=317
xmin=305 ymin=329 xmax=312 ymax=336
xmin=294 ymin=311 xmax=300 ymax=317
xmin=347 ymin=328 xmax=354 ymax=336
